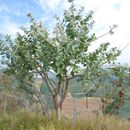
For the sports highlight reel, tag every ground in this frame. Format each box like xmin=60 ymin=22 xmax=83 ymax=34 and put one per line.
xmin=62 ymin=95 xmax=102 ymax=118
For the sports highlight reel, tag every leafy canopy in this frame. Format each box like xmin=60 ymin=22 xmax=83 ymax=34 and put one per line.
xmin=0 ymin=2 xmax=120 ymax=84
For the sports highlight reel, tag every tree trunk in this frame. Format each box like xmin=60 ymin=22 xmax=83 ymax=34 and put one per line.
xmin=55 ymin=106 xmax=61 ymax=121
xmin=60 ymin=103 xmax=62 ymax=113
xmin=53 ymin=95 xmax=61 ymax=121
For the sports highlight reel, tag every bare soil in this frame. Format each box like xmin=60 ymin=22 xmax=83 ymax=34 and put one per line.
xmin=62 ymin=96 xmax=102 ymax=118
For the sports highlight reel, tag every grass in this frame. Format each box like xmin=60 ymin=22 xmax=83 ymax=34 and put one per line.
xmin=0 ymin=111 xmax=130 ymax=130
xmin=0 ymin=95 xmax=130 ymax=130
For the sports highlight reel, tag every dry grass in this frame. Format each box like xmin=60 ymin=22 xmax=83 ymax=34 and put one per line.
xmin=0 ymin=110 xmax=130 ymax=130
xmin=0 ymin=94 xmax=130 ymax=130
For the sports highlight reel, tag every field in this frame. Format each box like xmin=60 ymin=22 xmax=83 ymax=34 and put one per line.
xmin=62 ymin=96 xmax=102 ymax=117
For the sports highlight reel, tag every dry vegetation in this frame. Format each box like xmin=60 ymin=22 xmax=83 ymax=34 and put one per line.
xmin=0 ymin=111 xmax=130 ymax=130
xmin=0 ymin=96 xmax=130 ymax=130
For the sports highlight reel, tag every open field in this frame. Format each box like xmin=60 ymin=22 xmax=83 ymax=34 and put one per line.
xmin=62 ymin=96 xmax=102 ymax=118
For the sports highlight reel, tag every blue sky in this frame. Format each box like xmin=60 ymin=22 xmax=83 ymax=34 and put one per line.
xmin=0 ymin=0 xmax=130 ymax=65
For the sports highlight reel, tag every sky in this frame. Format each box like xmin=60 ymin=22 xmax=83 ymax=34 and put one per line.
xmin=0 ymin=0 xmax=130 ymax=65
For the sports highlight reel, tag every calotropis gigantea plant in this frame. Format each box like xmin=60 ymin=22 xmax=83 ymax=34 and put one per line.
xmin=0 ymin=0 xmax=121 ymax=120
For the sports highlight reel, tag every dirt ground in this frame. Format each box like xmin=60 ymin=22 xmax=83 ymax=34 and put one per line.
xmin=62 ymin=95 xmax=102 ymax=118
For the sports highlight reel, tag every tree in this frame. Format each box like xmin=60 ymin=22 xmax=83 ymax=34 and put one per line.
xmin=0 ymin=1 xmax=120 ymax=120
xmin=96 ymin=64 xmax=130 ymax=115
xmin=110 ymin=64 xmax=130 ymax=114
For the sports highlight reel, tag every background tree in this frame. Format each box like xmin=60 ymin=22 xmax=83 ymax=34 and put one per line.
xmin=0 ymin=1 xmax=120 ymax=120
xmin=110 ymin=64 xmax=130 ymax=115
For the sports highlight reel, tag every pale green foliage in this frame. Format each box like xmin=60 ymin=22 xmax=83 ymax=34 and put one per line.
xmin=1 ymin=3 xmax=120 ymax=81
xmin=0 ymin=1 xmax=121 ymax=116
xmin=112 ymin=63 xmax=130 ymax=81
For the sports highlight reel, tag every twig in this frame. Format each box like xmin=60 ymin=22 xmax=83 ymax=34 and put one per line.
xmin=120 ymin=42 xmax=130 ymax=51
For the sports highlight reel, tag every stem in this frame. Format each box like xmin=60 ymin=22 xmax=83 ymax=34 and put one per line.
xmin=55 ymin=80 xmax=63 ymax=96
xmin=43 ymin=74 xmax=54 ymax=96
xmin=58 ymin=75 xmax=69 ymax=107
xmin=45 ymin=72 xmax=56 ymax=91
xmin=94 ymin=25 xmax=117 ymax=42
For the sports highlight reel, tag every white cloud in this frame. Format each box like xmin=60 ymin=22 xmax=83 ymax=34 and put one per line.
xmin=0 ymin=17 xmax=22 ymax=36
xmin=35 ymin=0 xmax=88 ymax=12
xmin=35 ymin=0 xmax=130 ymax=65
xmin=0 ymin=4 xmax=10 ymax=13
xmin=35 ymin=0 xmax=61 ymax=10
xmin=83 ymin=0 xmax=130 ymax=65
xmin=1 ymin=0 xmax=129 ymax=64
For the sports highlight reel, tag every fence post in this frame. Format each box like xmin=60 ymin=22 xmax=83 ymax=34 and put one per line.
xmin=4 ymin=95 xmax=7 ymax=116
xmin=73 ymin=97 xmax=77 ymax=127
xmin=86 ymin=96 xmax=88 ymax=109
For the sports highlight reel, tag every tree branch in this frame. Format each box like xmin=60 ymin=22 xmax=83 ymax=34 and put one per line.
xmin=35 ymin=68 xmax=55 ymax=96
xmin=68 ymin=74 xmax=82 ymax=80
xmin=55 ymin=80 xmax=63 ymax=96
xmin=43 ymin=74 xmax=55 ymax=96
xmin=94 ymin=25 xmax=117 ymax=42
xmin=44 ymin=72 xmax=56 ymax=91
xmin=120 ymin=42 xmax=130 ymax=51
xmin=58 ymin=75 xmax=69 ymax=107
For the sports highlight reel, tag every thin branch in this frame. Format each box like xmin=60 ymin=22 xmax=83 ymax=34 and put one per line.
xmin=68 ymin=74 xmax=82 ymax=80
xmin=89 ymin=79 xmax=99 ymax=88
xmin=35 ymin=68 xmax=54 ymax=96
xmin=43 ymin=74 xmax=54 ymax=96
xmin=120 ymin=42 xmax=130 ymax=51
xmin=55 ymin=80 xmax=63 ymax=96
xmin=71 ymin=85 xmax=95 ymax=96
xmin=58 ymin=75 xmax=69 ymax=107
xmin=95 ymin=31 xmax=110 ymax=41
xmin=45 ymin=72 xmax=56 ymax=91
xmin=94 ymin=25 xmax=117 ymax=42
